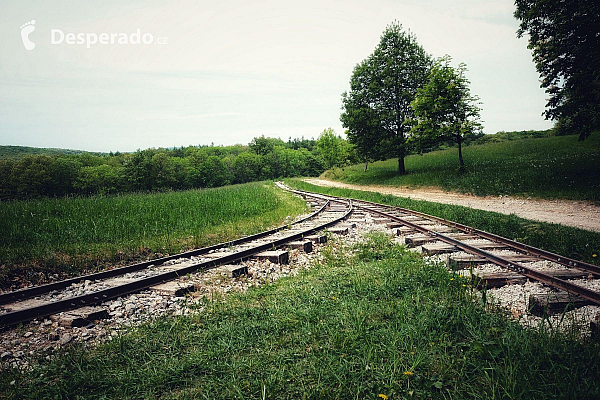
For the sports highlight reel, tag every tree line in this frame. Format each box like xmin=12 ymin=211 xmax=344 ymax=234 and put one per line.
xmin=0 ymin=134 xmax=358 ymax=201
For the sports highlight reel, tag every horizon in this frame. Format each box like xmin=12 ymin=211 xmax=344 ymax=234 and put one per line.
xmin=1 ymin=0 xmax=553 ymax=152
xmin=1 ymin=127 xmax=556 ymax=154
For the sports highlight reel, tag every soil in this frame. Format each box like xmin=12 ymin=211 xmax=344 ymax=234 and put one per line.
xmin=304 ymin=178 xmax=600 ymax=233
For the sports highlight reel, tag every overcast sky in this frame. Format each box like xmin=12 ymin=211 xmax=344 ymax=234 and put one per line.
xmin=0 ymin=0 xmax=552 ymax=152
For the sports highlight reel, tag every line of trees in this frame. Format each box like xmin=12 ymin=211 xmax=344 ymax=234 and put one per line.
xmin=0 ymin=133 xmax=357 ymax=201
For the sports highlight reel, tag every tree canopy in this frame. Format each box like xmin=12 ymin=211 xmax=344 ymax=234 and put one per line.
xmin=514 ymin=0 xmax=600 ymax=140
xmin=315 ymin=128 xmax=357 ymax=169
xmin=341 ymin=22 xmax=431 ymax=175
xmin=0 ymin=137 xmax=332 ymax=200
xmin=410 ymin=56 xmax=482 ymax=169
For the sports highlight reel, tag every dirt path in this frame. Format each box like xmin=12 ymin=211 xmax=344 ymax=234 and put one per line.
xmin=304 ymin=178 xmax=600 ymax=233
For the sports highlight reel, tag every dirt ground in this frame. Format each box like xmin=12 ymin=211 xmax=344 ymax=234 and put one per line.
xmin=304 ymin=178 xmax=600 ymax=233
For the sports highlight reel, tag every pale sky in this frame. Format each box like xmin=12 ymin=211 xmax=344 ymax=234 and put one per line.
xmin=0 ymin=0 xmax=552 ymax=152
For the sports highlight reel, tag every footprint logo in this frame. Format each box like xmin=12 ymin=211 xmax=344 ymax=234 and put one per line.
xmin=20 ymin=20 xmax=36 ymax=50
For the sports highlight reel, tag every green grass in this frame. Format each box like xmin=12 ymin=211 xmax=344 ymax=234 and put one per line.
xmin=285 ymin=179 xmax=600 ymax=266
xmin=0 ymin=182 xmax=308 ymax=289
xmin=4 ymin=234 xmax=599 ymax=399
xmin=323 ymin=134 xmax=600 ymax=201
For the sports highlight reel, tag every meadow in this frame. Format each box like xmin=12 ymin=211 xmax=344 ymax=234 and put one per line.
xmin=0 ymin=182 xmax=307 ymax=289
xmin=322 ymin=134 xmax=600 ymax=201
xmin=286 ymin=179 xmax=600 ymax=266
xmin=4 ymin=234 xmax=598 ymax=399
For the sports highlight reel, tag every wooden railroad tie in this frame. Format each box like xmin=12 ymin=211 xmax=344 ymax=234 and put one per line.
xmin=254 ymin=250 xmax=289 ymax=264
xmin=528 ymin=292 xmax=593 ymax=317
xmin=472 ymin=269 xmax=589 ymax=289
xmin=393 ymin=226 xmax=416 ymax=235
xmin=405 ymin=236 xmax=438 ymax=247
xmin=287 ymin=240 xmax=313 ymax=253
xmin=305 ymin=234 xmax=327 ymax=244
xmin=327 ymin=227 xmax=349 ymax=235
xmin=421 ymin=244 xmax=457 ymax=255
xmin=50 ymin=306 xmax=109 ymax=328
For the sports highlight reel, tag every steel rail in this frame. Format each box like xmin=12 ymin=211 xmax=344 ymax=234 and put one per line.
xmin=294 ymin=189 xmax=600 ymax=277
xmin=0 ymin=198 xmax=331 ymax=306
xmin=360 ymin=200 xmax=600 ymax=277
xmin=287 ymin=188 xmax=600 ymax=305
xmin=359 ymin=203 xmax=600 ymax=305
xmin=0 ymin=200 xmax=353 ymax=328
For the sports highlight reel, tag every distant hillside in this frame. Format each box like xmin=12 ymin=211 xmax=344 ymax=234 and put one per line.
xmin=321 ymin=133 xmax=600 ymax=201
xmin=0 ymin=145 xmax=98 ymax=159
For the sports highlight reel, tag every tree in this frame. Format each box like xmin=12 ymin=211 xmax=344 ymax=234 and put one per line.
xmin=249 ymin=136 xmax=285 ymax=156
xmin=74 ymin=164 xmax=123 ymax=194
xmin=314 ymin=128 xmax=340 ymax=169
xmin=514 ymin=0 xmax=600 ymax=140
xmin=341 ymin=22 xmax=431 ymax=175
xmin=341 ymin=61 xmax=386 ymax=172
xmin=410 ymin=56 xmax=482 ymax=170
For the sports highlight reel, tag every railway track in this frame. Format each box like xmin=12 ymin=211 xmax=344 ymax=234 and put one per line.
xmin=0 ymin=193 xmax=353 ymax=329
xmin=285 ymin=185 xmax=600 ymax=319
xmin=2 ymin=183 xmax=598 ymax=333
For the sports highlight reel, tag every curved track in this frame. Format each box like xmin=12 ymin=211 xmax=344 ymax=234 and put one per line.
xmin=0 ymin=193 xmax=352 ymax=328
xmin=287 ymin=185 xmax=600 ymax=313
xmin=3 ymin=183 xmax=598 ymax=329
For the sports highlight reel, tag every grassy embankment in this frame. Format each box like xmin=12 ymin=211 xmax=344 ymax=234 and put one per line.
xmin=322 ymin=134 xmax=600 ymax=201
xmin=285 ymin=179 xmax=600 ymax=266
xmin=0 ymin=182 xmax=308 ymax=289
xmin=3 ymin=234 xmax=599 ymax=399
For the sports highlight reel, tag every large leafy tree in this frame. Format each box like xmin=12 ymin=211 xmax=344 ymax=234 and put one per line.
xmin=410 ymin=56 xmax=482 ymax=170
xmin=514 ymin=0 xmax=600 ymax=140
xmin=341 ymin=22 xmax=431 ymax=175
xmin=341 ymin=61 xmax=385 ymax=171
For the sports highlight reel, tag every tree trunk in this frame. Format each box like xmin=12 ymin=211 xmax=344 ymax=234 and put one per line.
xmin=397 ymin=154 xmax=406 ymax=175
xmin=397 ymin=130 xmax=406 ymax=175
xmin=458 ymin=139 xmax=465 ymax=171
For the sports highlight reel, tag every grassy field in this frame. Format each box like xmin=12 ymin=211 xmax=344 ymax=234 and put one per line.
xmin=0 ymin=182 xmax=308 ymax=289
xmin=322 ymin=134 xmax=600 ymax=201
xmin=4 ymin=234 xmax=599 ymax=399
xmin=286 ymin=179 xmax=600 ymax=266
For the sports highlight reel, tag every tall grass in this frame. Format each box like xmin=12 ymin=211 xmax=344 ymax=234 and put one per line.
xmin=286 ymin=179 xmax=600 ymax=266
xmin=5 ymin=234 xmax=599 ymax=399
xmin=0 ymin=182 xmax=307 ymax=288
xmin=322 ymin=134 xmax=600 ymax=201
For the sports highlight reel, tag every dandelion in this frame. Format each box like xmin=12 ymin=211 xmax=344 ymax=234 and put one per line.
xmin=450 ymin=278 xmax=454 ymax=281
xmin=462 ymin=284 xmax=466 ymax=287
xmin=403 ymin=371 xmax=414 ymax=376
xmin=378 ymin=394 xmax=388 ymax=400
xmin=593 ymin=254 xmax=597 ymax=258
